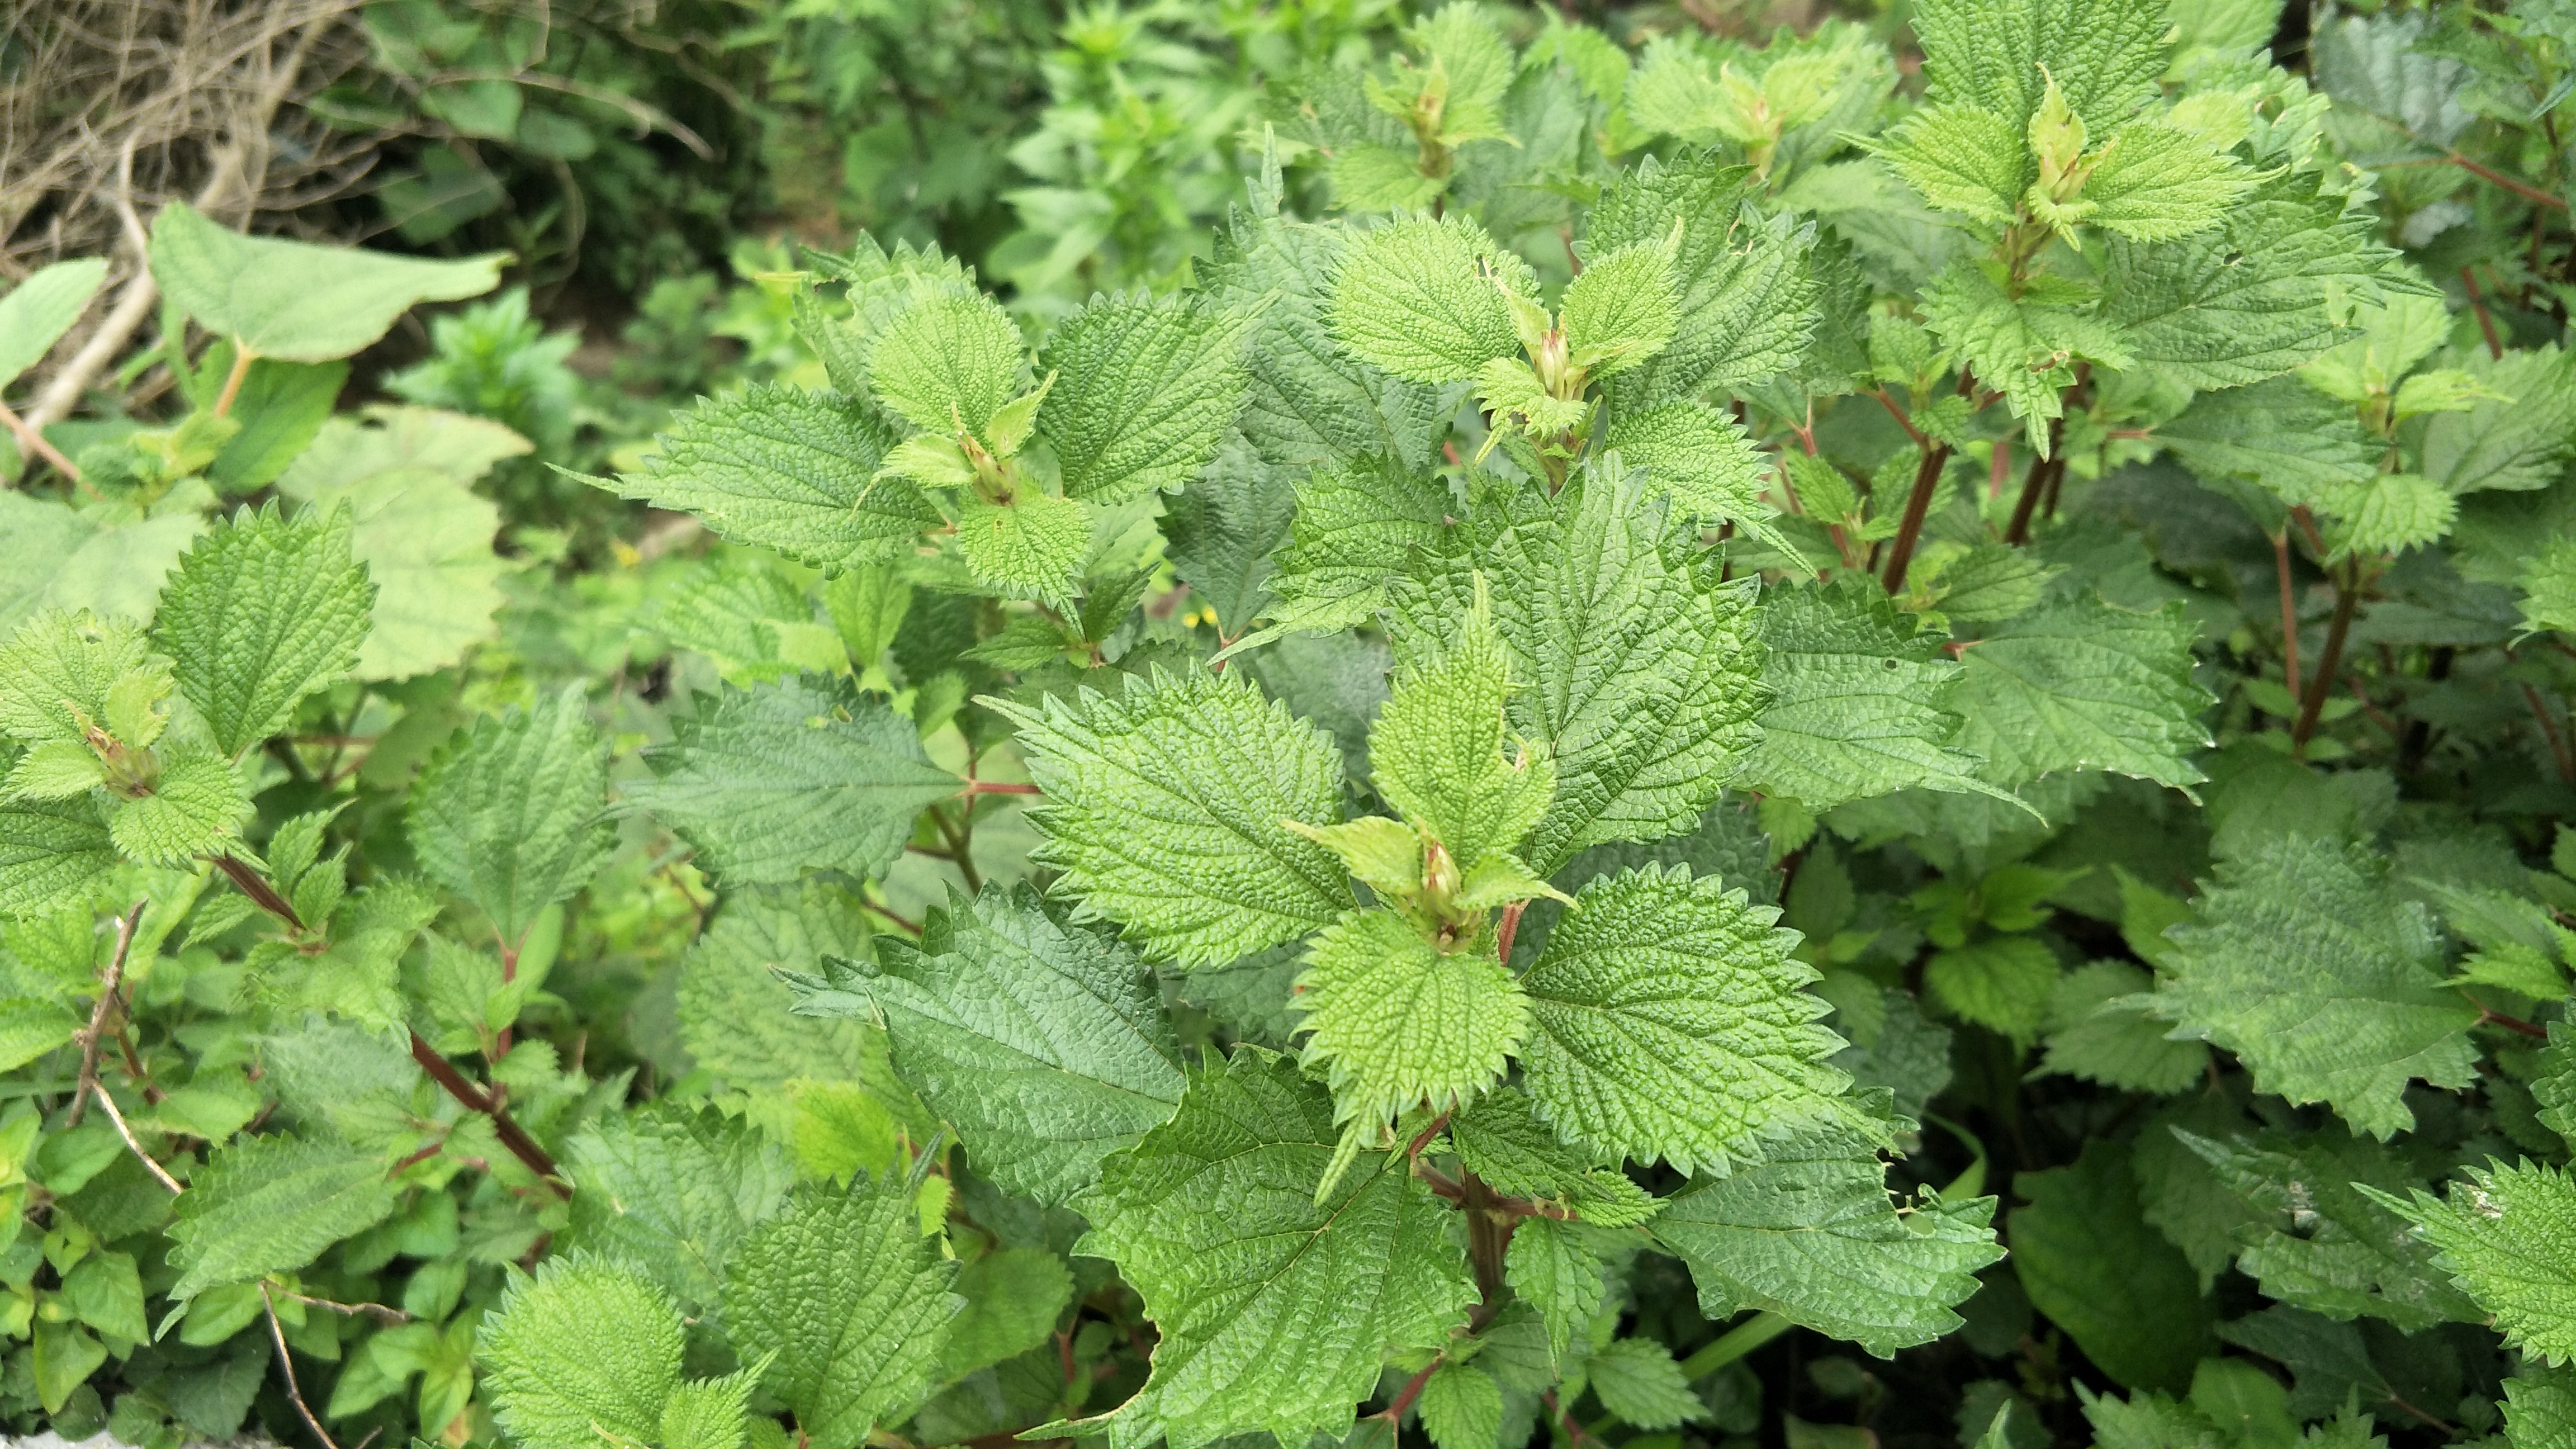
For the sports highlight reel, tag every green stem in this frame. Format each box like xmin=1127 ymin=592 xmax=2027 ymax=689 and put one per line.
xmin=1677 ymin=1311 xmax=1792 ymax=1379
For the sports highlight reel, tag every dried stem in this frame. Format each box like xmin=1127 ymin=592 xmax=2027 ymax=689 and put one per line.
xmin=0 ymin=399 xmax=82 ymax=483
xmin=272 ymin=1287 xmax=411 ymax=1325
xmin=261 ymin=1283 xmax=342 ymax=1449
xmin=92 ymin=1080 xmax=182 ymax=1194
xmin=68 ymin=901 xmax=148 ymax=1129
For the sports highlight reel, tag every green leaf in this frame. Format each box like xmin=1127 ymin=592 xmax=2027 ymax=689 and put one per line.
xmin=662 ymin=1369 xmax=759 ymax=1449
xmin=408 ymin=685 xmax=612 ymax=945
xmin=676 ymin=883 xmax=916 ymax=1111
xmin=2177 ymin=1125 xmax=2479 ymax=1330
xmin=1560 ymin=235 xmax=1680 ymax=380
xmin=1371 ymin=585 xmax=1552 ymax=868
xmin=2158 ymin=376 xmax=2380 ymax=503
xmin=941 ymin=1246 xmax=1075 ymax=1379
xmin=1417 ymin=1362 xmax=1504 ymax=1449
xmin=2419 ymin=345 xmax=2576 ymax=496
xmin=152 ymin=504 xmax=375 ymax=757
xmin=1876 ymin=104 xmax=2029 ymax=227
xmin=1399 ymin=463 xmax=1765 ymax=872
xmin=2011 ymin=1140 xmax=2217 ymax=1392
xmin=1259 ymin=453 xmax=1457 ymax=642
xmin=825 ymin=883 xmax=1185 ymax=1205
xmin=0 ymin=258 xmax=110 ymax=391
xmin=1601 ymin=402 xmax=1776 ymax=537
xmin=624 ymin=675 xmax=960 ymax=888
xmin=149 ymin=202 xmax=501 ymax=361
xmin=1922 ymin=262 xmax=2129 ymax=455
xmin=582 ymin=386 xmax=939 ymax=570
xmin=1294 ymin=907 xmax=1528 ymax=1128
xmin=1328 ymin=215 xmax=1530 ymax=385
xmin=955 ymin=492 xmax=1091 ymax=605
xmin=1447 ymin=1087 xmax=1663 ymax=1229
xmin=2381 ymin=1159 xmax=2576 ymax=1365
xmin=1162 ymin=438 xmax=1296 ymax=637
xmin=0 ymin=608 xmax=157 ymax=747
xmin=1911 ymin=0 xmax=2166 ymax=132
xmin=1654 ymin=1115 xmax=2003 ymax=1355
xmin=1504 ymin=1217 xmax=1607 ymax=1362
xmin=1519 ymin=864 xmax=1857 ymax=1175
xmin=721 ymin=1178 xmax=963 ymax=1449
xmin=1923 ymin=935 xmax=2059 ymax=1046
xmin=106 ymin=752 xmax=247 ymax=866
xmin=2507 ymin=1363 xmax=2576 ymax=1449
xmin=868 ymin=293 xmax=1023 ymax=438
xmin=988 ymin=667 xmax=1352 ymax=967
xmin=0 ymin=798 xmax=117 ymax=917
xmin=0 ymin=493 xmax=203 ymax=634
xmin=561 ymin=1102 xmax=797 ymax=1319
xmin=206 ymin=358 xmax=351 ymax=493
xmin=1951 ymin=595 xmax=2214 ymax=792
xmin=1038 ymin=293 xmax=1254 ymax=505
xmin=2079 ymin=124 xmax=2255 ymax=242
xmin=2037 ymin=961 xmax=2206 ymax=1093
xmin=1742 ymin=576 xmax=2000 ymax=809
xmin=1588 ymin=1338 xmax=1705 ymax=1428
xmin=166 ymin=1134 xmax=401 ymax=1299
xmin=273 ymin=405 xmax=518 ymax=680
xmin=0 ymin=998 xmax=80 ymax=1072
xmin=1588 ymin=154 xmax=1819 ymax=400
xmin=2151 ymin=837 xmax=2478 ymax=1140
xmin=476 ymin=1251 xmax=684 ymax=1449
xmin=1057 ymin=1049 xmax=1476 ymax=1449
xmin=2101 ymin=172 xmax=2411 ymax=391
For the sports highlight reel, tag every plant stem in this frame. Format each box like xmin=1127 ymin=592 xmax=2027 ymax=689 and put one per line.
xmin=2274 ymin=532 xmax=2302 ymax=702
xmin=211 ymin=343 xmax=256 ymax=417
xmin=2449 ymin=150 xmax=2570 ymax=211
xmin=0 ymin=399 xmax=82 ymax=485
xmin=929 ymin=804 xmax=983 ymax=893
xmin=2290 ymin=560 xmax=2361 ymax=758
xmin=68 ymin=900 xmax=146 ymax=1129
xmin=1879 ymin=442 xmax=1951 ymax=593
xmin=406 ymin=1032 xmax=567 ymax=1195
xmin=1678 ymin=1310 xmax=1793 ymax=1379
xmin=2463 ymin=266 xmax=2506 ymax=359
xmin=261 ymin=1284 xmax=343 ymax=1449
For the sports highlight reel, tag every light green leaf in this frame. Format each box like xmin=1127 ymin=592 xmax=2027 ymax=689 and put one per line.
xmin=1294 ymin=907 xmax=1528 ymax=1128
xmin=1417 ymin=1362 xmax=1504 ymax=1449
xmin=661 ymin=1368 xmax=759 ymax=1449
xmin=273 ymin=405 xmax=519 ymax=680
xmin=1519 ymin=864 xmax=1856 ymax=1175
xmin=1447 ymin=1088 xmax=1663 ymax=1229
xmin=623 ymin=674 xmax=960 ymax=888
xmin=0 ymin=258 xmax=110 ymax=391
xmin=1876 ymin=103 xmax=2028 ymax=227
xmin=0 ymin=493 xmax=205 ymax=634
xmin=1504 ymin=1217 xmax=1607 ymax=1362
xmin=2080 ymin=123 xmax=2255 ymax=242
xmin=152 ymin=504 xmax=375 ymax=757
xmin=868 ymin=293 xmax=1023 ymax=438
xmin=1328 ymin=215 xmax=1529 ymax=386
xmin=106 ymin=752 xmax=246 ymax=866
xmin=1951 ymin=595 xmax=2213 ymax=792
xmin=1057 ymin=1049 xmax=1476 ymax=1449
xmin=476 ymin=1251 xmax=684 ymax=1449
xmin=0 ymin=797 xmax=117 ymax=917
xmin=166 ymin=1134 xmax=401 ymax=1299
xmin=1038 ymin=293 xmax=1254 ymax=504
xmin=2421 ymin=346 xmax=2576 ymax=496
xmin=581 ymin=386 xmax=939 ymax=570
xmin=149 ymin=202 xmax=501 ymax=361
xmin=1259 ymin=454 xmax=1457 ymax=642
xmin=1398 ymin=463 xmax=1766 ymax=872
xmin=1560 ymin=235 xmax=1680 ymax=380
xmin=823 ymin=883 xmax=1185 ymax=1206
xmin=1743 ymin=577 xmax=2000 ymax=809
xmin=955 ymin=492 xmax=1091 ymax=605
xmin=2158 ymin=375 xmax=2381 ymax=503
xmin=0 ymin=998 xmax=81 ymax=1072
xmin=1588 ymin=1338 xmax=1705 ymax=1428
xmin=676 ymin=883 xmax=915 ymax=1110
xmin=2011 ymin=1140 xmax=2216 ymax=1392
xmin=2382 ymin=1159 xmax=2576 ymax=1365
xmin=2151 ymin=837 xmax=2478 ymax=1139
xmin=1603 ymin=401 xmax=1774 ymax=534
xmin=1654 ymin=1115 xmax=2003 ymax=1356
xmin=988 ymin=667 xmax=1352 ymax=968
xmin=1372 ymin=586 xmax=1552 ymax=868
xmin=407 ymin=685 xmax=612 ymax=945
xmin=1588 ymin=154 xmax=1819 ymax=400
xmin=722 ymin=1179 xmax=964 ymax=1449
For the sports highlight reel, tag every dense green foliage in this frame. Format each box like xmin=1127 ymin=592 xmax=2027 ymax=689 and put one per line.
xmin=9 ymin=1 xmax=2576 ymax=1448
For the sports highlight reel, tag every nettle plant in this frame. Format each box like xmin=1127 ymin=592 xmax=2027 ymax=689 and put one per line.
xmin=16 ymin=0 xmax=2576 ymax=1447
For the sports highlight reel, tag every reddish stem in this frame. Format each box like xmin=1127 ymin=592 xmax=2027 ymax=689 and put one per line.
xmin=959 ymin=779 xmax=1041 ymax=797
xmin=1878 ymin=442 xmax=1952 ymax=593
xmin=2274 ymin=532 xmax=2302 ymax=703
xmin=1494 ymin=901 xmax=1527 ymax=966
xmin=406 ymin=1032 xmax=567 ymax=1194
xmin=2462 ymin=266 xmax=2506 ymax=359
